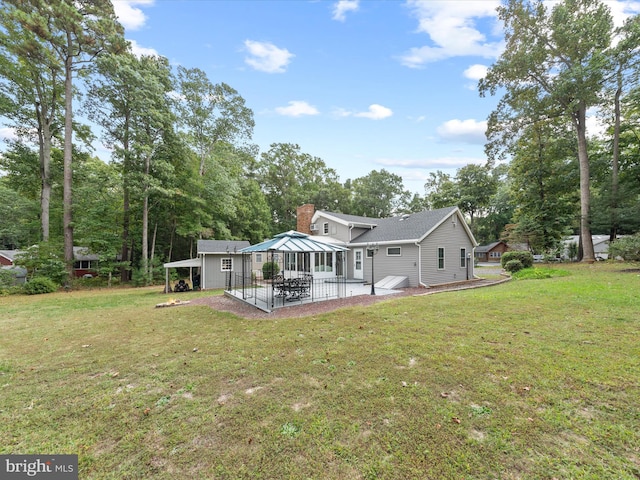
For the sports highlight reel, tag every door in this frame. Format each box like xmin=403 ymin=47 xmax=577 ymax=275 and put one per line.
xmin=336 ymin=251 xmax=344 ymax=277
xmin=353 ymin=249 xmax=363 ymax=280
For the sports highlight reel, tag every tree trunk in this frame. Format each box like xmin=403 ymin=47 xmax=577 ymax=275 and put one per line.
xmin=573 ymin=104 xmax=595 ymax=263
xmin=120 ymin=113 xmax=131 ymax=283
xmin=38 ymin=123 xmax=52 ymax=243
xmin=610 ymin=72 xmax=621 ymax=243
xmin=150 ymin=222 xmax=158 ymax=285
xmin=141 ymin=153 xmax=151 ymax=285
xmin=63 ymin=43 xmax=74 ymax=283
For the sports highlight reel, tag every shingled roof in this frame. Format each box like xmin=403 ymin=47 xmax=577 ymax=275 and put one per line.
xmin=345 ymin=206 xmax=465 ymax=245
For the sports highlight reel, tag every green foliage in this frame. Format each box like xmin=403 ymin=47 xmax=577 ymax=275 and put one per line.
xmin=351 ymin=169 xmax=409 ymax=218
xmin=504 ymin=259 xmax=524 ymax=273
xmin=0 ymin=268 xmax=17 ymax=289
xmin=501 ymin=250 xmax=534 ymax=269
xmin=262 ymin=261 xmax=280 ymax=280
xmin=22 ymin=276 xmax=58 ymax=295
xmin=14 ymin=243 xmax=67 ymax=285
xmin=608 ymin=233 xmax=640 ymax=261
xmin=512 ymin=267 xmax=570 ymax=280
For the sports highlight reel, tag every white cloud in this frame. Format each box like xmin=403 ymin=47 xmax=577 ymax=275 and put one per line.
xmin=275 ymin=101 xmax=320 ymax=117
xmin=0 ymin=127 xmax=18 ymax=142
xmin=436 ymin=119 xmax=487 ymax=144
xmin=112 ymin=0 xmax=153 ymax=31
xmin=244 ymin=40 xmax=294 ymax=73
xmin=354 ymin=104 xmax=393 ymax=120
xmin=400 ymin=0 xmax=503 ymax=68
xmin=128 ymin=39 xmax=159 ymax=57
xmin=464 ymin=64 xmax=488 ymax=81
xmin=332 ymin=0 xmax=360 ymax=21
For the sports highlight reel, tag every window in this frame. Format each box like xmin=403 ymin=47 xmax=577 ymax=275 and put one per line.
xmin=387 ymin=247 xmax=401 ymax=256
xmin=460 ymin=248 xmax=467 ymax=268
xmin=255 ymin=253 xmax=263 ymax=263
xmin=221 ymin=258 xmax=233 ymax=271
xmin=314 ymin=252 xmax=333 ymax=272
xmin=490 ymin=251 xmax=501 ymax=258
xmin=323 ymin=222 xmax=329 ymax=235
xmin=437 ymin=247 xmax=445 ymax=270
xmin=74 ymin=260 xmax=94 ymax=269
xmin=285 ymin=252 xmax=296 ymax=271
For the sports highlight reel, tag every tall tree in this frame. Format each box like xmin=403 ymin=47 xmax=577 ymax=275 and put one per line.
xmin=3 ymin=0 xmax=125 ymax=282
xmin=0 ymin=3 xmax=63 ymax=242
xmin=257 ymin=143 xmax=347 ymax=230
xmin=350 ymin=169 xmax=408 ymax=218
xmin=175 ymin=66 xmax=254 ymax=176
xmin=480 ymin=0 xmax=615 ymax=262
xmin=89 ymin=52 xmax=174 ymax=284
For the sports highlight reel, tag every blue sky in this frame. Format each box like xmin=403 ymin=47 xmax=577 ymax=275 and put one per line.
xmin=3 ymin=1 xmax=640 ymax=194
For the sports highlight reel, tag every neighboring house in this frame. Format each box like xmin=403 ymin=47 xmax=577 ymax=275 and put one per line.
xmin=297 ymin=204 xmax=477 ymax=288
xmin=163 ymin=240 xmax=250 ymax=291
xmin=0 ymin=250 xmax=27 ymax=285
xmin=475 ymin=241 xmax=510 ymax=263
xmin=73 ymin=247 xmax=100 ymax=277
xmin=563 ymin=235 xmax=615 ymax=260
xmin=0 ymin=250 xmax=21 ymax=267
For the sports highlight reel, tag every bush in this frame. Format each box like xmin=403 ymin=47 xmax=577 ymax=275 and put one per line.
xmin=501 ymin=251 xmax=534 ymax=269
xmin=262 ymin=261 xmax=280 ymax=280
xmin=504 ymin=259 xmax=524 ymax=273
xmin=608 ymin=234 xmax=640 ymax=261
xmin=23 ymin=276 xmax=59 ymax=295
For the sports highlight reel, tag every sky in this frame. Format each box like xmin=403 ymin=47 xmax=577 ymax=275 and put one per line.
xmin=3 ymin=0 xmax=640 ymax=194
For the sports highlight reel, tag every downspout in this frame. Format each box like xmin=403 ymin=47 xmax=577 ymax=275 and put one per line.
xmin=415 ymin=241 xmax=428 ymax=288
xmin=201 ymin=254 xmax=206 ymax=290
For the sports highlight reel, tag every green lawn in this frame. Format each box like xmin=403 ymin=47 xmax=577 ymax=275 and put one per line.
xmin=1 ymin=264 xmax=639 ymax=479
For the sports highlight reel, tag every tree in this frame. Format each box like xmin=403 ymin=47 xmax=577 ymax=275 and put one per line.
xmin=424 ymin=171 xmax=458 ymax=210
xmin=350 ymin=169 xmax=408 ymax=218
xmin=175 ymin=66 xmax=254 ymax=176
xmin=480 ymin=0 xmax=616 ymax=262
xmin=455 ymin=163 xmax=498 ymax=228
xmin=0 ymin=5 xmax=63 ymax=242
xmin=3 ymin=0 xmax=126 ymax=282
xmin=257 ymin=143 xmax=347 ymax=230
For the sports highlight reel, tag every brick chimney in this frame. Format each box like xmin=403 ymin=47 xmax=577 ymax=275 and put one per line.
xmin=296 ymin=204 xmax=315 ymax=234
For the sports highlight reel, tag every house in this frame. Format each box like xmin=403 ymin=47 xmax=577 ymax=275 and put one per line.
xmin=163 ymin=239 xmax=250 ymax=292
xmin=562 ymin=235 xmax=616 ymax=260
xmin=0 ymin=250 xmax=20 ymax=267
xmin=297 ymin=204 xmax=478 ymax=288
xmin=73 ymin=247 xmax=100 ymax=277
xmin=474 ymin=241 xmax=510 ymax=263
xmin=2 ymin=248 xmax=98 ymax=278
xmin=0 ymin=250 xmax=27 ymax=285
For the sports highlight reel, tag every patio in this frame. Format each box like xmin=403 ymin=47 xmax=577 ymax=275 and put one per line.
xmin=224 ymin=231 xmax=398 ymax=313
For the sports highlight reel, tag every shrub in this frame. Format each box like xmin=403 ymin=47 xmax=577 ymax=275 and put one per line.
xmin=504 ymin=259 xmax=524 ymax=273
xmin=608 ymin=234 xmax=640 ymax=262
xmin=501 ymin=251 xmax=533 ymax=269
xmin=262 ymin=261 xmax=280 ymax=280
xmin=23 ymin=276 xmax=59 ymax=295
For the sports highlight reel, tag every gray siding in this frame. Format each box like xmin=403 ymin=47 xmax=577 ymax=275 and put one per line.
xmin=203 ymin=254 xmax=243 ymax=289
xmin=419 ymin=217 xmax=474 ymax=286
xmin=363 ymin=244 xmax=420 ymax=287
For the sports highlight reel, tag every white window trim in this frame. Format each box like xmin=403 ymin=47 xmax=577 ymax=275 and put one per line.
xmin=460 ymin=248 xmax=467 ymax=268
xmin=221 ymin=257 xmax=233 ymax=272
xmin=386 ymin=247 xmax=401 ymax=256
xmin=323 ymin=222 xmax=329 ymax=235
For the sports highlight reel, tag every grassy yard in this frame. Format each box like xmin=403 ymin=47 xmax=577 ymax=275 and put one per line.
xmin=1 ymin=264 xmax=639 ymax=479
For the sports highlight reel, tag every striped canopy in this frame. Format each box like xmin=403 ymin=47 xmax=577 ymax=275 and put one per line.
xmin=240 ymin=230 xmax=348 ymax=253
